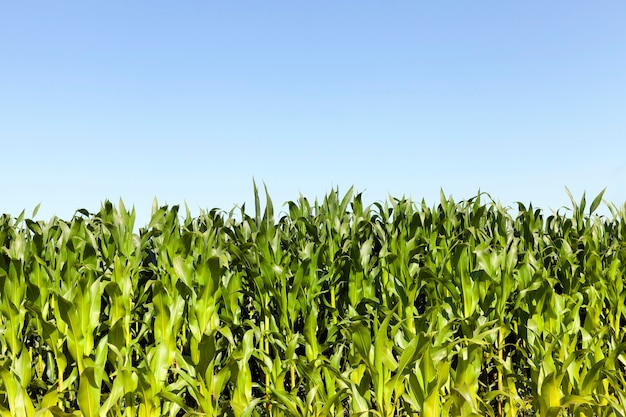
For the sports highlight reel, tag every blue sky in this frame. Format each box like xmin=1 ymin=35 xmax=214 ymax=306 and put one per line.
xmin=2 ymin=2 xmax=625 ymax=226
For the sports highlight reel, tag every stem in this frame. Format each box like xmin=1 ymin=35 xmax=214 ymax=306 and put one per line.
xmin=381 ymin=258 xmax=388 ymax=306
xmin=330 ymin=285 xmax=337 ymax=325
xmin=498 ymin=326 xmax=503 ymax=416
xmin=264 ymin=313 xmax=270 ymax=406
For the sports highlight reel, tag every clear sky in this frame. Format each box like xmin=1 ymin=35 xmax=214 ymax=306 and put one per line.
xmin=2 ymin=2 xmax=625 ymax=226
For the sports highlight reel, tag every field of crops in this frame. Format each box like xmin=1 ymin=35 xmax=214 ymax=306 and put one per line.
xmin=1 ymin=186 xmax=626 ymax=416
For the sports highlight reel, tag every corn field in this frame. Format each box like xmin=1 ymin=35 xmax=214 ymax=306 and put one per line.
xmin=1 ymin=186 xmax=626 ymax=416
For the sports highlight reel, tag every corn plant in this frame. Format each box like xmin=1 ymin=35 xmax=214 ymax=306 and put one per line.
xmin=1 ymin=187 xmax=626 ymax=416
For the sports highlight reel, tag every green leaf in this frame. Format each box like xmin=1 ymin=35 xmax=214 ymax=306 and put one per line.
xmin=33 ymin=406 xmax=77 ymax=417
xmin=77 ymin=367 xmax=101 ymax=417
xmin=351 ymin=321 xmax=372 ymax=364
xmin=0 ymin=367 xmax=35 ymax=417
xmin=540 ymin=372 xmax=561 ymax=417
xmin=589 ymin=187 xmax=606 ymax=214
xmin=351 ymin=382 xmax=370 ymax=416
xmin=268 ymin=386 xmax=303 ymax=416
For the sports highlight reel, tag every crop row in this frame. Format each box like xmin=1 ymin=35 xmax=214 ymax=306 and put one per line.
xmin=1 ymin=187 xmax=626 ymax=416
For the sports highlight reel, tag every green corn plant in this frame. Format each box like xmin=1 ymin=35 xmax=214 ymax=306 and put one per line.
xmin=2 ymin=187 xmax=626 ymax=416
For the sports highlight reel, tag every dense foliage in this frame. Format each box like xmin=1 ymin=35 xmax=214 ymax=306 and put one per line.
xmin=1 ymin=186 xmax=626 ymax=416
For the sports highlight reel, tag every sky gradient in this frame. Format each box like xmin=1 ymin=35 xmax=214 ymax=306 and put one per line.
xmin=2 ymin=2 xmax=625 ymax=226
